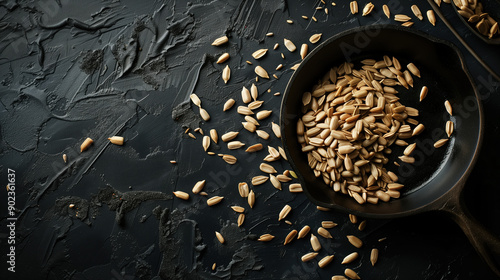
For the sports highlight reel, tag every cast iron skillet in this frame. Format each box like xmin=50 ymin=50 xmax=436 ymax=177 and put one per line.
xmin=280 ymin=25 xmax=500 ymax=276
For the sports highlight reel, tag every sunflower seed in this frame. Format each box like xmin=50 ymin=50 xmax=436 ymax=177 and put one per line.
xmin=202 ymin=136 xmax=210 ymax=151
xmin=212 ymin=263 xmax=216 ymax=270
xmin=276 ymin=174 xmax=291 ymax=182
xmin=341 ymin=252 xmax=359 ymax=264
xmin=434 ymin=138 xmax=449 ymax=148
xmin=222 ymin=154 xmax=237 ymax=164
xmin=252 ymin=175 xmax=269 ymax=185
xmin=207 ymin=196 xmax=224 ymax=206
xmin=192 ymin=180 xmax=206 ymax=194
xmin=344 ymin=268 xmax=360 ymax=280
xmin=80 ymin=137 xmax=93 ymax=152
xmin=260 ymin=163 xmax=277 ymax=174
xmin=271 ymin=122 xmax=281 ymax=138
xmin=270 ymin=174 xmax=282 ymax=190
xmin=301 ymin=252 xmax=319 ymax=262
xmin=446 ymin=121 xmax=454 ymax=137
xmin=223 ymin=98 xmax=235 ymax=111
xmin=401 ymin=142 xmax=416 ymax=156
xmin=434 ymin=0 xmax=441 ymax=6
xmin=300 ymin=44 xmax=308 ymax=59
xmin=279 ymin=205 xmax=291 ymax=220
xmin=190 ymin=93 xmax=202 ymax=107
xmin=212 ymin=36 xmax=228 ymax=46
xmin=241 ymin=86 xmax=252 ymax=103
xmin=286 ymin=19 xmax=293 ymax=24
xmin=62 ymin=154 xmax=67 ymax=163
xmin=256 ymin=130 xmax=270 ymax=140
xmin=238 ymin=182 xmax=249 ymax=197
xmin=237 ymin=214 xmax=245 ymax=227
xmin=358 ymin=220 xmax=367 ymax=231
xmin=383 ymin=4 xmax=390 ymax=18
xmin=419 ymin=86 xmax=428 ymax=101
xmin=370 ymin=248 xmax=379 ymax=266
xmin=255 ymin=66 xmax=269 ymax=79
xmin=247 ymin=190 xmax=255 ymax=208
xmin=284 ymin=229 xmax=298 ymax=245
xmin=317 ymin=227 xmax=333 ymax=239
xmin=279 ymin=147 xmax=288 ymax=160
xmin=221 ymin=131 xmax=239 ymax=142
xmin=412 ymin=123 xmax=425 ymax=136
xmin=248 ymin=100 xmax=264 ymax=110
xmin=411 ymin=5 xmax=423 ymax=20
xmin=237 ymin=106 xmax=254 ymax=116
xmin=444 ymin=100 xmax=452 ymax=115
xmin=427 ymin=10 xmax=437 ymax=27
xmin=399 ymin=155 xmax=415 ymax=163
xmin=222 ymin=65 xmax=230 ymax=83
xmin=217 ymin=53 xmax=230 ymax=64
xmin=255 ymin=110 xmax=272 ymax=120
xmin=284 ymin=39 xmax=296 ymax=52
xmin=250 ymin=83 xmax=258 ymax=101
xmin=394 ymin=14 xmax=411 ymax=22
xmin=200 ymin=108 xmax=210 ymax=121
xmin=173 ymin=191 xmax=189 ymax=200
xmin=289 ymin=183 xmax=303 ymax=193
xmin=298 ymin=225 xmax=311 ymax=239
xmin=347 ymin=235 xmax=363 ymax=248
xmin=266 ymin=32 xmax=274 ymax=37
xmin=362 ymin=2 xmax=374 ymax=16
xmin=311 ymin=234 xmax=322 ymax=251
xmin=231 ymin=205 xmax=245 ymax=213
xmin=332 ymin=276 xmax=348 ymax=280
xmin=242 ymin=122 xmax=257 ymax=133
xmin=108 ymin=136 xmax=124 ymax=145
xmin=209 ymin=129 xmax=218 ymax=144
xmin=310 ymin=33 xmax=322 ymax=44
xmin=258 ymin=234 xmax=274 ymax=241
xmin=252 ymin=49 xmax=268 ymax=59
xmin=246 ymin=143 xmax=263 ymax=153
xmin=350 ymin=1 xmax=358 ymax=14
xmin=227 ymin=141 xmax=245 ymax=150
xmin=215 ymin=231 xmax=225 ymax=244
xmin=318 ymin=255 xmax=334 ymax=268
xmin=322 ymin=221 xmax=337 ymax=228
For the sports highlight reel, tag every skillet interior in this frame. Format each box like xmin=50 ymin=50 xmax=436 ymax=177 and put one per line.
xmin=280 ymin=25 xmax=482 ymax=218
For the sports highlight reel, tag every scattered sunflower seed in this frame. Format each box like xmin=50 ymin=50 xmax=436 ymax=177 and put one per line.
xmin=252 ymin=49 xmax=268 ymax=59
xmin=394 ymin=14 xmax=411 ymax=22
xmin=370 ymin=248 xmax=379 ymax=266
xmin=427 ymin=10 xmax=436 ymax=26
xmin=301 ymin=252 xmax=319 ymax=262
xmin=207 ymin=196 xmax=224 ymax=206
xmin=284 ymin=229 xmax=298 ymax=245
xmin=278 ymin=205 xmax=291 ymax=221
xmin=200 ymin=108 xmax=210 ymax=121
xmin=192 ymin=180 xmax=206 ymax=194
xmin=255 ymin=66 xmax=270 ymax=79
xmin=248 ymin=190 xmax=255 ymax=208
xmin=345 ymin=268 xmax=361 ymax=280
xmin=362 ymin=2 xmax=374 ymax=16
xmin=231 ymin=205 xmax=245 ymax=213
xmin=341 ymin=252 xmax=359 ymax=264
xmin=444 ymin=100 xmax=452 ymax=115
xmin=80 ymin=137 xmax=93 ymax=152
xmin=350 ymin=1 xmax=358 ymax=14
xmin=238 ymin=182 xmax=249 ymax=197
xmin=310 ymin=33 xmax=322 ymax=44
xmin=310 ymin=234 xmax=322 ymax=251
xmin=260 ymin=163 xmax=277 ymax=174
xmin=317 ymin=227 xmax=333 ymax=239
xmin=210 ymin=129 xmax=218 ymax=143
xmin=212 ymin=36 xmax=228 ymax=46
xmin=246 ymin=143 xmax=263 ymax=152
xmin=318 ymin=255 xmax=334 ymax=268
xmin=217 ymin=53 xmax=230 ymax=64
xmin=271 ymin=122 xmax=281 ymax=138
xmin=256 ymin=130 xmax=270 ymax=140
xmin=202 ymin=135 xmax=210 ymax=151
xmin=347 ymin=235 xmax=363 ymax=248
xmin=383 ymin=4 xmax=390 ymax=18
xmin=298 ymin=225 xmax=311 ymax=239
xmin=300 ymin=44 xmax=308 ymax=59
xmin=215 ymin=231 xmax=225 ymax=244
xmin=289 ymin=183 xmax=303 ymax=193
xmin=108 ymin=136 xmax=124 ymax=145
xmin=411 ymin=5 xmax=423 ymax=20
xmin=252 ymin=175 xmax=269 ymax=185
xmin=284 ymin=39 xmax=297 ymax=52
xmin=446 ymin=121 xmax=454 ymax=137
xmin=222 ymin=154 xmax=237 ymax=164
xmin=434 ymin=138 xmax=449 ymax=148
xmin=237 ymin=213 xmax=245 ymax=227
xmin=173 ymin=191 xmax=189 ymax=200
xmin=222 ymin=65 xmax=230 ymax=83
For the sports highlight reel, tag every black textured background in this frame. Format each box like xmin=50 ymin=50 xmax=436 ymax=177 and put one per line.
xmin=0 ymin=0 xmax=499 ymax=279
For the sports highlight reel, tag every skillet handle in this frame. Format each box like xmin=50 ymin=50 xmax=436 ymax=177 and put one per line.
xmin=441 ymin=195 xmax=500 ymax=277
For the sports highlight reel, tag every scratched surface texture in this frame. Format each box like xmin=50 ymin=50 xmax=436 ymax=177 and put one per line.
xmin=0 ymin=0 xmax=499 ymax=279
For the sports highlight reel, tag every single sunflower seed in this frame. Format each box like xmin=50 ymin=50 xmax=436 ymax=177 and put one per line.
xmin=289 ymin=183 xmax=303 ymax=193
xmin=251 ymin=175 xmax=269 ymax=185
xmin=350 ymin=1 xmax=358 ymax=14
xmin=341 ymin=252 xmax=359 ymax=264
xmin=248 ymin=100 xmax=264 ymax=110
xmin=394 ymin=14 xmax=411 ymax=22
xmin=434 ymin=138 xmax=449 ymax=148
xmin=173 ymin=191 xmax=189 ymax=200
xmin=203 ymin=135 xmax=210 ymax=151
xmin=215 ymin=231 xmax=225 ymax=244
xmin=222 ymin=154 xmax=237 ymax=164
xmin=271 ymin=122 xmax=281 ymax=138
xmin=446 ymin=121 xmax=454 ymax=137
xmin=242 ymin=122 xmax=257 ymax=133
xmin=301 ymin=252 xmax=319 ymax=262
xmin=344 ymin=268 xmax=360 ymax=280
xmin=210 ymin=129 xmax=218 ymax=143
xmin=207 ymin=196 xmax=224 ymax=206
xmin=284 ymin=229 xmax=298 ymax=245
xmin=255 ymin=66 xmax=270 ymax=79
xmin=370 ymin=248 xmax=379 ymax=266
xmin=222 ymin=65 xmax=230 ymax=84
xmin=310 ymin=234 xmax=322 ymax=251
xmin=317 ymin=227 xmax=333 ymax=239
xmin=419 ymin=86 xmax=428 ymax=101
xmin=362 ymin=2 xmax=374 ymax=16
xmin=284 ymin=39 xmax=297 ymax=52
xmin=256 ymin=110 xmax=272 ymax=120
xmin=383 ymin=4 xmax=390 ymax=18
xmin=237 ymin=213 xmax=245 ymax=227
xmin=411 ymin=5 xmax=423 ymax=20
xmin=192 ymin=180 xmax=206 ymax=194
xmin=318 ymin=255 xmax=334 ymax=268
xmin=256 ymin=130 xmax=270 ymax=140
xmin=347 ymin=235 xmax=363 ymax=248
xmin=108 ymin=136 xmax=124 ymax=145
xmin=223 ymin=98 xmax=235 ymax=111
xmin=221 ymin=131 xmax=239 ymax=142
xmin=80 ymin=137 xmax=93 ymax=152
xmin=252 ymin=49 xmax=268 ymax=59
xmin=200 ymin=108 xmax=210 ymax=121
xmin=300 ymin=44 xmax=308 ymax=59
xmin=427 ymin=10 xmax=436 ymax=26
xmin=241 ymin=86 xmax=251 ymax=103
xmin=270 ymin=174 xmax=282 ymax=190
xmin=250 ymin=83 xmax=258 ymax=101
xmin=238 ymin=182 xmax=249 ymax=197
xmin=246 ymin=143 xmax=263 ymax=153
xmin=260 ymin=163 xmax=277 ymax=173
xmin=322 ymin=221 xmax=337 ymax=228
xmin=248 ymin=190 xmax=255 ymax=208
xmin=445 ymin=100 xmax=453 ymax=115
xmin=237 ymin=106 xmax=254 ymax=115
xmin=228 ymin=141 xmax=245 ymax=150
xmin=298 ymin=225 xmax=311 ymax=239
xmin=279 ymin=204 xmax=291 ymax=221
xmin=212 ymin=36 xmax=228 ymax=46
xmin=258 ymin=234 xmax=274 ymax=241
xmin=310 ymin=33 xmax=322 ymax=44
xmin=231 ymin=205 xmax=245 ymax=213
xmin=217 ymin=53 xmax=230 ymax=64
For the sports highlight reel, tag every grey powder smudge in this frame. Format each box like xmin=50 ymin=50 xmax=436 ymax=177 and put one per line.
xmin=80 ymin=49 xmax=104 ymax=75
